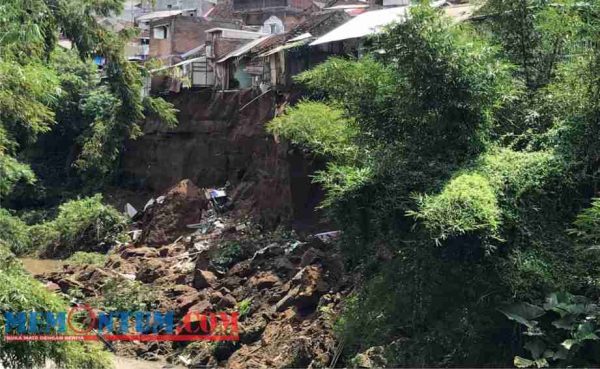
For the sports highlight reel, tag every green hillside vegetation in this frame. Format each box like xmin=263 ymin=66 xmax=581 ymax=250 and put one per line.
xmin=269 ymin=2 xmax=600 ymax=366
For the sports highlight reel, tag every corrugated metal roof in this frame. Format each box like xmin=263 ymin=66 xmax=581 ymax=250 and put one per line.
xmin=150 ymin=56 xmax=206 ymax=73
xmin=323 ymin=4 xmax=369 ymax=9
xmin=288 ymin=32 xmax=312 ymax=42
xmin=136 ymin=9 xmax=190 ymax=22
xmin=217 ymin=35 xmax=274 ymax=63
xmin=258 ymin=39 xmax=310 ymax=57
xmin=310 ymin=1 xmax=463 ymax=45
xmin=181 ymin=44 xmax=206 ymax=59
xmin=310 ymin=6 xmax=409 ymax=45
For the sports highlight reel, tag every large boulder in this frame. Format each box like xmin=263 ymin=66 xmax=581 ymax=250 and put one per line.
xmin=275 ymin=265 xmax=328 ymax=314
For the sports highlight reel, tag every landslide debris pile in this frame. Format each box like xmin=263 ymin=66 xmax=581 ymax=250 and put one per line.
xmin=39 ymin=180 xmax=348 ymax=369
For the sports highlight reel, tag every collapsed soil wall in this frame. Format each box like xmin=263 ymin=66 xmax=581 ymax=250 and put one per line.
xmin=121 ymin=89 xmax=321 ymax=229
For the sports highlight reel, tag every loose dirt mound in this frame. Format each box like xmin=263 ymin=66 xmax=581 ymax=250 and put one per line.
xmin=39 ymin=180 xmax=348 ymax=368
xmin=138 ymin=179 xmax=208 ymax=246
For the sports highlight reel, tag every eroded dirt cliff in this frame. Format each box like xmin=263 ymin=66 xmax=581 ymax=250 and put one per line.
xmin=121 ymin=90 xmax=293 ymax=228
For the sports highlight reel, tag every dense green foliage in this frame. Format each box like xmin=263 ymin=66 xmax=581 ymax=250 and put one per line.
xmin=271 ymin=2 xmax=600 ymax=366
xmin=408 ymin=172 xmax=501 ymax=242
xmin=0 ymin=245 xmax=112 ymax=368
xmin=0 ymin=2 xmax=171 ymax=365
xmin=31 ymin=194 xmax=128 ymax=258
xmin=0 ymin=0 xmax=177 ymax=208
xmin=267 ymin=101 xmax=360 ymax=163
xmin=0 ymin=209 xmax=32 ymax=255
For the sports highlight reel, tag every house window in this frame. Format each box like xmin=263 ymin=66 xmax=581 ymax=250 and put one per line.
xmin=270 ymin=24 xmax=276 ymax=34
xmin=153 ymin=25 xmax=169 ymax=40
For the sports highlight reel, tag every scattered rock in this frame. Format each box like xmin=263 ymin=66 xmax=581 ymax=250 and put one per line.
xmin=275 ymin=266 xmax=328 ymax=314
xmin=239 ymin=317 xmax=267 ymax=344
xmin=249 ymin=272 xmax=280 ymax=290
xmin=300 ymin=247 xmax=325 ymax=267
xmin=228 ymin=260 xmax=252 ymax=278
xmin=136 ymin=259 xmax=166 ymax=283
xmin=121 ymin=246 xmax=158 ymax=258
xmin=175 ymin=293 xmax=201 ymax=316
xmin=188 ymin=299 xmax=213 ymax=313
xmin=217 ymin=294 xmax=237 ymax=309
xmin=193 ymin=269 xmax=217 ymax=290
xmin=45 ymin=281 xmax=60 ymax=292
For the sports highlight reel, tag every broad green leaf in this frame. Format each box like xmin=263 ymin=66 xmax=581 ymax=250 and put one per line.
xmin=552 ymin=315 xmax=576 ymax=330
xmin=499 ymin=303 xmax=545 ymax=328
xmin=561 ymin=339 xmax=576 ymax=350
xmin=552 ymin=347 xmax=568 ymax=360
xmin=525 ymin=339 xmax=546 ymax=359
xmin=514 ymin=356 xmax=535 ymax=368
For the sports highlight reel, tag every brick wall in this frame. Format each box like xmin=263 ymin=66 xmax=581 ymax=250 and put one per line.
xmin=214 ymin=38 xmax=248 ymax=59
xmin=172 ymin=17 xmax=214 ymax=56
xmin=150 ymin=16 xmax=238 ymax=63
xmin=149 ymin=38 xmax=172 ymax=60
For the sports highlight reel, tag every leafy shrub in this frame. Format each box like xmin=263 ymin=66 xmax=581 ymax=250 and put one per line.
xmin=65 ymin=251 xmax=107 ymax=266
xmin=477 ymin=149 xmax=568 ymax=203
xmin=94 ymin=277 xmax=157 ymax=312
xmin=212 ymin=241 xmax=245 ymax=270
xmin=571 ymin=198 xmax=600 ymax=247
xmin=500 ymin=292 xmax=600 ymax=368
xmin=409 ymin=173 xmax=501 ymax=242
xmin=0 ymin=208 xmax=32 ymax=255
xmin=32 ymin=194 xmax=128 ymax=257
xmin=267 ymin=101 xmax=360 ymax=163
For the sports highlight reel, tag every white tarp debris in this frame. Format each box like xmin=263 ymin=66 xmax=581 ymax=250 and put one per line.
xmin=314 ymin=230 xmax=341 ymax=243
xmin=125 ymin=203 xmax=138 ymax=218
xmin=210 ymin=189 xmax=227 ymax=198
xmin=143 ymin=198 xmax=155 ymax=211
xmin=128 ymin=229 xmax=142 ymax=241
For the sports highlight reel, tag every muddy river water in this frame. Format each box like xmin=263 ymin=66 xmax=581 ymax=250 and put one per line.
xmin=19 ymin=257 xmax=64 ymax=275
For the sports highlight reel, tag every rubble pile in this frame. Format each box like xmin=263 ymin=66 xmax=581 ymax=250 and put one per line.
xmin=39 ymin=179 xmax=348 ymax=368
